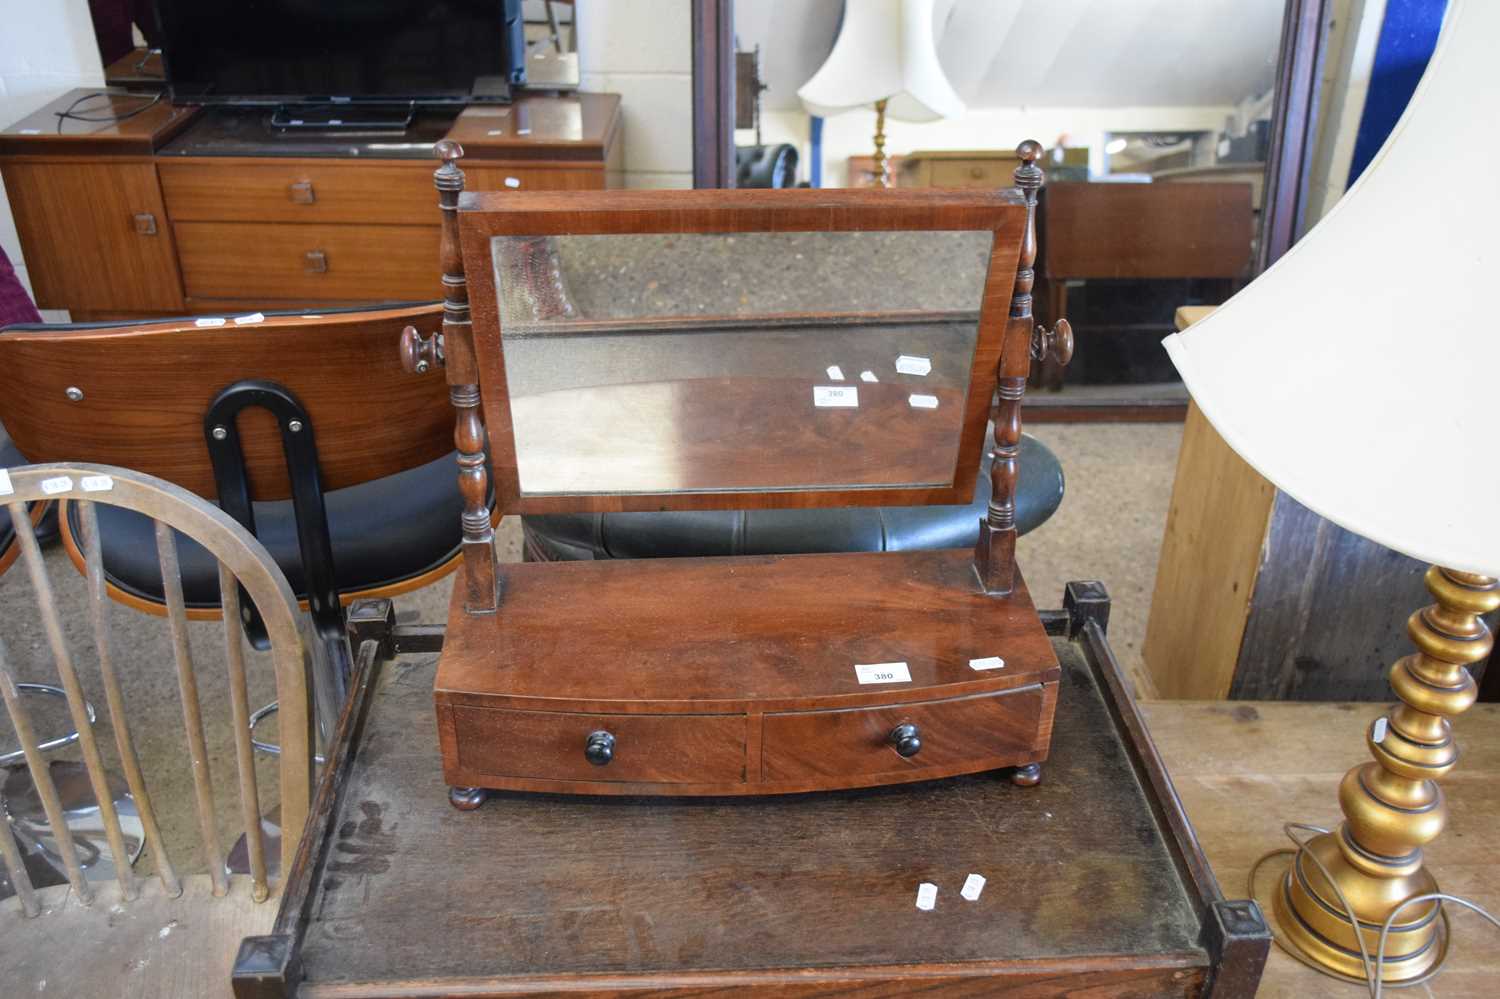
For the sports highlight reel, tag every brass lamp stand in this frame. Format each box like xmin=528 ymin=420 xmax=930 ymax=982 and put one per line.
xmin=871 ymin=98 xmax=891 ymax=188
xmin=1274 ymin=566 xmax=1500 ymax=981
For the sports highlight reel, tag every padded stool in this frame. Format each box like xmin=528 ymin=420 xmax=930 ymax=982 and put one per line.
xmin=524 ymin=431 xmax=1063 ymax=561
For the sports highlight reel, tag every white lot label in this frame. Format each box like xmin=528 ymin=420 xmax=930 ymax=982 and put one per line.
xmin=860 ymin=370 xmax=878 ymax=382
xmin=80 ymin=475 xmax=114 ymax=492
xmin=0 ymin=469 xmax=11 ymax=496
xmin=969 ymin=656 xmax=1005 ymax=671
xmin=234 ymin=313 xmax=265 ymax=325
xmin=896 ymin=354 xmax=932 ymax=376
xmin=504 ymin=177 xmax=522 ymax=188
xmin=194 ymin=317 xmax=227 ymax=327
xmin=813 ymin=385 xmax=859 ymax=408
xmin=41 ymin=476 xmax=74 ymax=495
xmin=909 ymin=394 xmax=939 ymax=410
xmin=1373 ymin=717 xmax=1388 ymax=744
xmin=915 ymin=882 xmax=938 ymax=911
xmin=961 ymin=874 xmax=986 ymax=901
xmin=826 ymin=365 xmax=845 ymax=380
xmin=855 ymin=662 xmax=911 ymax=685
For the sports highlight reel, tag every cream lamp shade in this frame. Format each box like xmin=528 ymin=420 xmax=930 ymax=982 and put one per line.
xmin=797 ymin=0 xmax=965 ymax=121
xmin=1163 ymin=0 xmax=1497 ymax=577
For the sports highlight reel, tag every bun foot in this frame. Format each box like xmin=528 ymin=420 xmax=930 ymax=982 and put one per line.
xmin=448 ymin=786 xmax=488 ymax=811
xmin=1010 ymin=763 xmax=1042 ymax=787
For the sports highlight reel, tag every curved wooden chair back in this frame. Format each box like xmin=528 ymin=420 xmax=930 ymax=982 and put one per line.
xmin=0 ymin=463 xmax=314 ymax=912
xmin=0 ymin=304 xmax=449 ymax=500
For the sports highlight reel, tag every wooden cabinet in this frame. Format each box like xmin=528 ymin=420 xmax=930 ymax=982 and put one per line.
xmin=1 ymin=161 xmax=184 ymax=313
xmin=0 ymin=90 xmax=622 ymax=320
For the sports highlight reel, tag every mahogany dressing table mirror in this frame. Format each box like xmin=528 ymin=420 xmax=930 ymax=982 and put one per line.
xmin=403 ymin=139 xmax=1074 ymax=807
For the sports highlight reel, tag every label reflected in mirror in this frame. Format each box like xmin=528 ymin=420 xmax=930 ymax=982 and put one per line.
xmin=491 ymin=230 xmax=992 ymax=497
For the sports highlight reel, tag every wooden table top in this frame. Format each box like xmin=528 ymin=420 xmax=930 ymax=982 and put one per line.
xmin=1143 ymin=700 xmax=1500 ymax=997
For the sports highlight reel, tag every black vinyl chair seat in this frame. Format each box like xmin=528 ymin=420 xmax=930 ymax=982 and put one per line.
xmin=64 ymin=451 xmax=464 ymax=609
xmin=523 ymin=432 xmax=1063 ymax=561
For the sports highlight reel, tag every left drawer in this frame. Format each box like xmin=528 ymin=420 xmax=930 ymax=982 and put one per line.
xmin=161 ymin=161 xmax=435 ymax=224
xmin=175 ymin=221 xmax=439 ymax=302
xmin=448 ymin=706 xmax=748 ymax=785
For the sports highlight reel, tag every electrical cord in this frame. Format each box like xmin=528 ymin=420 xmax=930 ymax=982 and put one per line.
xmin=1248 ymin=822 xmax=1500 ymax=998
xmin=53 ymin=90 xmax=163 ymax=132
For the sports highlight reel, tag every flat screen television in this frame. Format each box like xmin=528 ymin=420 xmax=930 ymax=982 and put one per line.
xmin=153 ymin=0 xmax=526 ymax=106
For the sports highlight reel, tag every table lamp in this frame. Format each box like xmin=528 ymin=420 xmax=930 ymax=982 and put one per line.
xmin=1163 ymin=0 xmax=1496 ymax=982
xmin=797 ymin=0 xmax=964 ymax=187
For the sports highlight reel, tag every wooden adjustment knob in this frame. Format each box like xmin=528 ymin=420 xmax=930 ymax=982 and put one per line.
xmin=889 ymin=723 xmax=922 ymax=758
xmin=1031 ymin=318 xmax=1074 ymax=367
xmin=584 ymin=730 xmax=616 ymax=766
xmin=399 ymin=325 xmax=444 ymax=374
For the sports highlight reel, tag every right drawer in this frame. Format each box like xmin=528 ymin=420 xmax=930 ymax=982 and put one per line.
xmin=175 ymin=221 xmax=439 ymax=302
xmin=760 ymin=685 xmax=1049 ymax=784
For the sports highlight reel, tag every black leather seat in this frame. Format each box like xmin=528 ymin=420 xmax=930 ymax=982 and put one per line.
xmin=523 ymin=431 xmax=1063 ymax=561
xmin=60 ymin=451 xmax=463 ymax=610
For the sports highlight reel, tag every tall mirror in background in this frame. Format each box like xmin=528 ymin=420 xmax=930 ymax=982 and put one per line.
xmin=731 ymin=0 xmax=1311 ymax=418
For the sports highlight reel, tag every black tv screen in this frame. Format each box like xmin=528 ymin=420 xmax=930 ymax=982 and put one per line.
xmin=154 ymin=0 xmax=525 ymax=105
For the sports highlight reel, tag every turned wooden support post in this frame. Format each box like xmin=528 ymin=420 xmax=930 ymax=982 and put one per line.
xmin=433 ymin=139 xmax=499 ymax=615
xmin=1275 ymin=567 xmax=1500 ymax=982
xmin=871 ymin=98 xmax=890 ymax=189
xmin=975 ymin=140 xmax=1071 ymax=595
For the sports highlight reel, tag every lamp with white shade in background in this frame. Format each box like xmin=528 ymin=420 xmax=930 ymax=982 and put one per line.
xmin=796 ymin=0 xmax=964 ymax=188
xmin=1163 ymin=0 xmax=1497 ymax=984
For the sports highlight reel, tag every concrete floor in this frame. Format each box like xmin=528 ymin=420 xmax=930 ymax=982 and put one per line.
xmin=0 ymin=420 xmax=1181 ymax=882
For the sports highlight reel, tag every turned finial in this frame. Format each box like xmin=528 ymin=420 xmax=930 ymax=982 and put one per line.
xmin=435 ymin=138 xmax=464 ymax=164
xmin=1013 ymin=139 xmax=1044 ymax=199
xmin=434 ymin=139 xmax=465 ymax=192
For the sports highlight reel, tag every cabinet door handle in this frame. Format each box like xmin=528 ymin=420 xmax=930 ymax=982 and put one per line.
xmin=289 ymin=181 xmax=316 ymax=204
xmin=304 ymin=250 xmax=328 ymax=273
xmin=132 ymin=212 xmax=158 ymax=236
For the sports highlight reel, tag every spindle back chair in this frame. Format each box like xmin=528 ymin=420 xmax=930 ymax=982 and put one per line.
xmin=0 ymin=463 xmax=314 ymax=927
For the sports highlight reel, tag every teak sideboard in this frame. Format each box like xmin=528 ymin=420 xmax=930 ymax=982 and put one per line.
xmin=0 ymin=89 xmax=621 ymax=321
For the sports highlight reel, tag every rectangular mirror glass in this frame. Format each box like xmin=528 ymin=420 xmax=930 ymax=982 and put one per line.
xmin=492 ymin=230 xmax=993 ymax=496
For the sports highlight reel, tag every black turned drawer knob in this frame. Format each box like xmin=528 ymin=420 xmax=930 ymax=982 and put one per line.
xmin=584 ymin=730 xmax=616 ymax=766
xmin=889 ymin=723 xmax=922 ymax=758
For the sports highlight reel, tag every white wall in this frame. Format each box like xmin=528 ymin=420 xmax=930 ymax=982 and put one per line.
xmin=1303 ymin=0 xmax=1386 ymax=228
xmin=575 ymin=0 xmax=695 ymax=188
xmin=0 ymin=0 xmax=104 ymax=299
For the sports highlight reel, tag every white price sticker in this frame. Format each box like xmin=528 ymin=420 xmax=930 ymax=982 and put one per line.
xmin=896 ymin=354 xmax=932 ymax=376
xmin=826 ymin=365 xmax=845 ymax=381
xmin=909 ymin=394 xmax=939 ymax=410
xmin=19 ymin=128 xmax=41 ymax=135
xmin=961 ymin=873 xmax=986 ymax=901
xmin=504 ymin=177 xmax=522 ymax=188
xmin=487 ymin=128 xmax=504 ymax=136
xmin=1373 ymin=717 xmax=1388 ymax=744
xmin=969 ymin=656 xmax=1005 ymax=671
xmin=41 ymin=476 xmax=74 ymax=495
xmin=0 ymin=469 xmax=11 ymax=496
xmin=80 ymin=475 xmax=114 ymax=492
xmin=855 ymin=662 xmax=911 ymax=685
xmin=194 ymin=317 xmax=227 ymax=328
xmin=813 ymin=385 xmax=859 ymax=408
xmin=233 ymin=313 xmax=265 ymax=325
xmin=859 ymin=370 xmax=878 ymax=383
xmin=915 ymin=883 xmax=938 ymax=911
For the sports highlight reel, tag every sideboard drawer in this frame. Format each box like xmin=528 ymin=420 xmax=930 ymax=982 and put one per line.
xmin=760 ymin=686 xmax=1049 ymax=783
xmin=162 ymin=162 xmax=437 ymax=224
xmin=175 ymin=221 xmax=439 ymax=302
xmin=449 ymin=705 xmax=748 ymax=785
xmin=161 ymin=162 xmax=603 ymax=225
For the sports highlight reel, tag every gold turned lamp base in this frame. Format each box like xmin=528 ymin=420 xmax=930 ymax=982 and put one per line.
xmin=1271 ymin=566 xmax=1498 ymax=983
